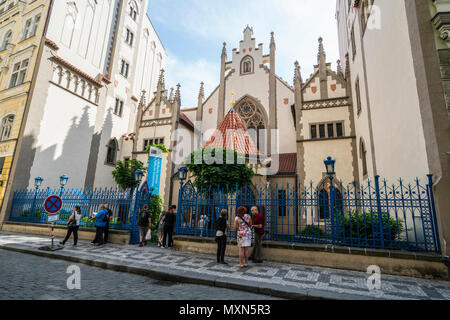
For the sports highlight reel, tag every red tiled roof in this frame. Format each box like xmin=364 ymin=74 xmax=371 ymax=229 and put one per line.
xmin=204 ymin=110 xmax=260 ymax=156
xmin=100 ymin=74 xmax=111 ymax=84
xmin=50 ymin=56 xmax=103 ymax=87
xmin=277 ymin=153 xmax=297 ymax=175
xmin=180 ymin=112 xmax=194 ymax=131
xmin=44 ymin=38 xmax=59 ymax=50
xmin=181 ymin=107 xmax=198 ymax=112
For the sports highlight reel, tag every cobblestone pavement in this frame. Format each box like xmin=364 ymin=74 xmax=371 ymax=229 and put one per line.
xmin=0 ymin=250 xmax=281 ymax=300
xmin=1 ymin=232 xmax=450 ymax=300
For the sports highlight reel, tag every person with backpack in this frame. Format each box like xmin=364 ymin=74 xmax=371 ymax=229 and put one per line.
xmin=138 ymin=205 xmax=151 ymax=247
xmin=60 ymin=206 xmax=82 ymax=246
xmin=89 ymin=205 xmax=108 ymax=246
xmin=215 ymin=209 xmax=229 ymax=264
xmin=162 ymin=205 xmax=176 ymax=248
xmin=234 ymin=206 xmax=252 ymax=268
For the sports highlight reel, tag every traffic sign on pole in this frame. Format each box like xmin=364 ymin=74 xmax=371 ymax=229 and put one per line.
xmin=43 ymin=195 xmax=63 ymax=214
xmin=39 ymin=195 xmax=64 ymax=252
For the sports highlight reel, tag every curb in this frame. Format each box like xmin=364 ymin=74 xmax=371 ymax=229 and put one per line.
xmin=0 ymin=244 xmax=344 ymax=300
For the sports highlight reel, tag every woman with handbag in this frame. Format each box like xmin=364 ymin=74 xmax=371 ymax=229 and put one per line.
xmin=234 ymin=206 xmax=252 ymax=268
xmin=215 ymin=209 xmax=229 ymax=264
xmin=157 ymin=211 xmax=166 ymax=247
xmin=60 ymin=206 xmax=82 ymax=246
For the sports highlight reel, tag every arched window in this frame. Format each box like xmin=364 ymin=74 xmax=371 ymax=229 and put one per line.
xmin=106 ymin=139 xmax=118 ymax=164
xmin=1 ymin=115 xmax=14 ymax=141
xmin=241 ymin=56 xmax=253 ymax=75
xmin=61 ymin=2 xmax=77 ymax=48
xmin=2 ymin=30 xmax=12 ymax=51
xmin=360 ymin=138 xmax=368 ymax=177
xmin=234 ymin=97 xmax=266 ymax=154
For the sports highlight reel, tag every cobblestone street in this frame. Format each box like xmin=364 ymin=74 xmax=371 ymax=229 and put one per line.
xmin=0 ymin=249 xmax=280 ymax=300
xmin=1 ymin=232 xmax=450 ymax=300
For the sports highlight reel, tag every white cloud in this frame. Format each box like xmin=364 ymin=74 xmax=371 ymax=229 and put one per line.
xmin=149 ymin=0 xmax=340 ymax=108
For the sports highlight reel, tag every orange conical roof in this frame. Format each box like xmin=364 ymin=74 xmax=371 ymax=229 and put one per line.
xmin=204 ymin=110 xmax=261 ymax=156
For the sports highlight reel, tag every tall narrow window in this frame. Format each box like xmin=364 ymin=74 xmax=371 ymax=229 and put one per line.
xmin=361 ymin=139 xmax=368 ymax=177
xmin=327 ymin=123 xmax=334 ymax=138
xmin=311 ymin=125 xmax=317 ymax=139
xmin=355 ymin=78 xmax=362 ymax=115
xmin=114 ymin=98 xmax=124 ymax=116
xmin=0 ymin=115 xmax=14 ymax=141
xmin=120 ymin=60 xmax=129 ymax=78
xmin=1 ymin=30 xmax=12 ymax=51
xmin=319 ymin=124 xmax=326 ymax=138
xmin=351 ymin=25 xmax=356 ymax=59
xmin=31 ymin=14 xmax=41 ymax=37
xmin=336 ymin=123 xmax=343 ymax=137
xmin=0 ymin=157 xmax=5 ymax=175
xmin=22 ymin=18 xmax=32 ymax=40
xmin=129 ymin=2 xmax=138 ymax=21
xmin=106 ymin=139 xmax=118 ymax=164
xmin=9 ymin=59 xmax=29 ymax=88
xmin=125 ymin=29 xmax=134 ymax=46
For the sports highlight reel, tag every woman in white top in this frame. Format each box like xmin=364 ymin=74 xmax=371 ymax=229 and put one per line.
xmin=60 ymin=206 xmax=82 ymax=246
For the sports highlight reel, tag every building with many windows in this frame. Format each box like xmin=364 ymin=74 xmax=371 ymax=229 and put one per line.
xmin=0 ymin=0 xmax=51 ymax=211
xmin=336 ymin=0 xmax=450 ymax=255
xmin=0 ymin=0 xmax=166 ymax=222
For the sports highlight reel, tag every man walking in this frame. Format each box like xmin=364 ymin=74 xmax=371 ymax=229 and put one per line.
xmin=103 ymin=202 xmax=113 ymax=243
xmin=162 ymin=205 xmax=176 ymax=248
xmin=250 ymin=206 xmax=264 ymax=263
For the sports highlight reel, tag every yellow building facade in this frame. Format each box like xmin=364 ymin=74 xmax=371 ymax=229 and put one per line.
xmin=0 ymin=0 xmax=51 ymax=209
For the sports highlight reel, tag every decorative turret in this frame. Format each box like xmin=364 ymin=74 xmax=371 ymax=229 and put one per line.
xmin=175 ymin=83 xmax=181 ymax=105
xmin=168 ymin=87 xmax=174 ymax=103
xmin=318 ymin=37 xmax=327 ymax=80
xmin=294 ymin=61 xmax=302 ymax=89
xmin=218 ymin=43 xmax=227 ymax=125
xmin=337 ymin=59 xmax=343 ymax=77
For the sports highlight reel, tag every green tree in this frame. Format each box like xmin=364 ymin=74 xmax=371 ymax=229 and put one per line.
xmin=186 ymin=147 xmax=254 ymax=190
xmin=146 ymin=144 xmax=169 ymax=154
xmin=112 ymin=159 xmax=147 ymax=189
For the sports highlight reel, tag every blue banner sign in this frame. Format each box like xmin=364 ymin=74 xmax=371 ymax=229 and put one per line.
xmin=148 ymin=147 xmax=163 ymax=195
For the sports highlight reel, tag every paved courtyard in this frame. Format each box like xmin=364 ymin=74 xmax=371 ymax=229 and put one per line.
xmin=0 ymin=232 xmax=449 ymax=300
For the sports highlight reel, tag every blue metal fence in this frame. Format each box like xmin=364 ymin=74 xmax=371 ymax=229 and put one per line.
xmin=9 ymin=187 xmax=153 ymax=244
xmin=176 ymin=174 xmax=441 ymax=253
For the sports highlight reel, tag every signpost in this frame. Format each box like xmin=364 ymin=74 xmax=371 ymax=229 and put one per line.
xmin=39 ymin=195 xmax=64 ymax=252
xmin=148 ymin=147 xmax=162 ymax=195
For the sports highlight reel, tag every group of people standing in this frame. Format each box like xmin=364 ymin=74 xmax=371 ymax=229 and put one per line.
xmin=59 ymin=202 xmax=266 ymax=268
xmin=214 ymin=206 xmax=265 ymax=268
xmin=60 ymin=202 xmax=113 ymax=247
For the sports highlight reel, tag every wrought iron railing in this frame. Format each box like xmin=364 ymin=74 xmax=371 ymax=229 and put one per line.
xmin=8 ymin=187 xmax=153 ymax=244
xmin=176 ymin=175 xmax=441 ymax=253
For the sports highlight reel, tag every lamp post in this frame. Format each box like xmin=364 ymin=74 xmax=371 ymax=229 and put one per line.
xmin=59 ymin=174 xmax=69 ymax=196
xmin=324 ymin=156 xmax=336 ymax=245
xmin=31 ymin=177 xmax=43 ymax=222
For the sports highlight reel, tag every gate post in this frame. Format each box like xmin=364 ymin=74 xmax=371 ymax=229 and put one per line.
xmin=330 ymin=176 xmax=336 ymax=245
xmin=129 ymin=187 xmax=141 ymax=245
xmin=375 ymin=175 xmax=385 ymax=248
xmin=176 ymin=181 xmax=184 ymax=235
xmin=427 ymin=174 xmax=441 ymax=254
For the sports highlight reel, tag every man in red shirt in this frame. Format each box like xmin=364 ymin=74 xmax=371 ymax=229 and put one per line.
xmin=250 ymin=206 xmax=265 ymax=263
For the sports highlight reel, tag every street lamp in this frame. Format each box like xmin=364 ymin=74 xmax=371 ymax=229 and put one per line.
xmin=324 ymin=156 xmax=336 ymax=176
xmin=34 ymin=176 xmax=43 ymax=188
xmin=134 ymin=169 xmax=144 ymax=185
xmin=177 ymin=166 xmax=188 ymax=182
xmin=59 ymin=174 xmax=69 ymax=188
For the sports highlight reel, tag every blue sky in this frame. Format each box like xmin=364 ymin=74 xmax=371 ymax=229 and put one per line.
xmin=147 ymin=0 xmax=339 ymax=108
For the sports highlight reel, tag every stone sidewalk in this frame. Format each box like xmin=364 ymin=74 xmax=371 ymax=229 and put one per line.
xmin=0 ymin=232 xmax=449 ymax=300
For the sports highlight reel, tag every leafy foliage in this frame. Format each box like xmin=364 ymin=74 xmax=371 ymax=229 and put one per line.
xmin=333 ymin=210 xmax=404 ymax=241
xmin=300 ymin=225 xmax=326 ymax=237
xmin=185 ymin=148 xmax=254 ymax=190
xmin=112 ymin=159 xmax=147 ymax=189
xmin=146 ymin=144 xmax=169 ymax=154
